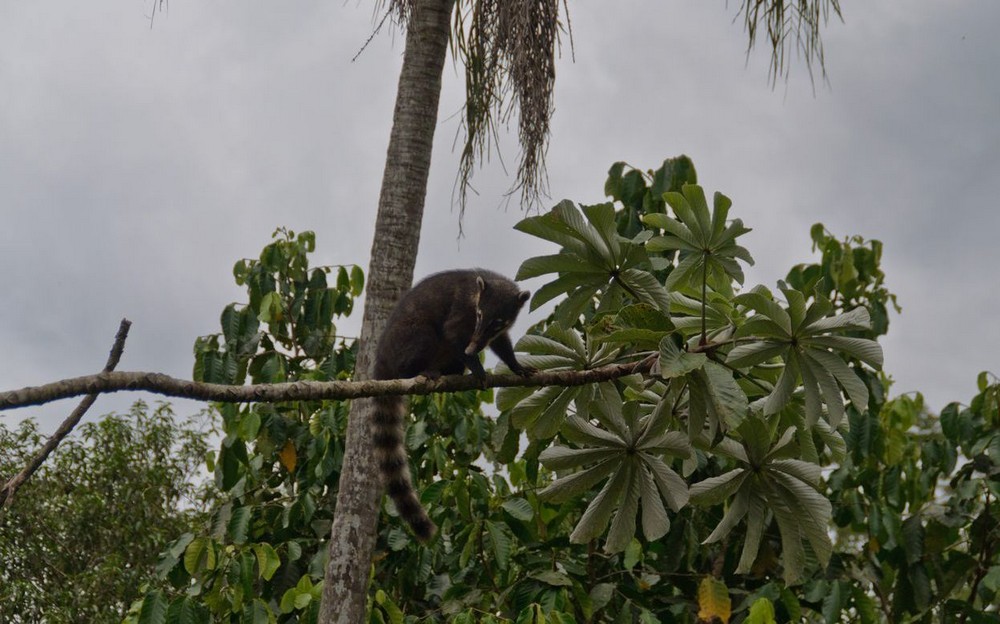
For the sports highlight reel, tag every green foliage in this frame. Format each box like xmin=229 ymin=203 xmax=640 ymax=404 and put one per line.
xmin=131 ymin=228 xmax=363 ymax=623
xmin=538 ymin=382 xmax=690 ymax=550
xmin=0 ymin=403 xmax=213 ymax=624
xmin=124 ymin=160 xmax=998 ymax=623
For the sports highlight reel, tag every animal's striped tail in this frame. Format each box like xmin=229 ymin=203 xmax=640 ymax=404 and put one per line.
xmin=370 ymin=394 xmax=436 ymax=541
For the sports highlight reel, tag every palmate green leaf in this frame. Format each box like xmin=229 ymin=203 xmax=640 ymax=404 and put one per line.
xmin=636 ymin=428 xmax=690 ymax=457
xmin=701 ymin=361 xmax=750 ymax=430
xmin=780 ymin=287 xmax=808 ymax=329
xmin=540 ymin=387 xmax=690 ymax=551
xmin=713 ymin=256 xmax=746 ymax=287
xmin=583 ymin=202 xmax=623 ymax=262
xmin=769 ymin=496 xmax=806 ymax=585
xmin=616 ymin=268 xmax=672 ymax=313
xmin=501 ymin=327 xmax=596 ymax=438
xmin=710 ymin=191 xmax=733 ymax=241
xmin=764 ymin=427 xmax=799 ymax=462
xmin=803 ymin=305 xmax=872 ymax=333
xmin=808 ymin=348 xmax=870 ymax=411
xmin=710 ymin=437 xmax=751 ymax=463
xmin=496 ymin=385 xmax=537 ymax=412
xmin=690 ymin=420 xmax=832 ymax=585
xmin=654 ymin=186 xmax=754 ymax=293
xmin=737 ymin=417 xmax=773 ymax=466
xmin=517 ymin=253 xmax=608 ymax=279
xmin=813 ymin=418 xmax=847 ymax=463
xmin=689 ymin=469 xmax=748 ymax=506
xmin=770 ymin=469 xmax=832 ymax=563
xmin=528 ymin=271 xmax=605 ymax=312
xmin=605 ymin=461 xmax=641 ymax=552
xmin=517 ymin=331 xmax=585 ymax=361
xmin=726 ymin=341 xmax=787 ymax=368
xmin=730 ymin=287 xmax=881 ymax=425
xmin=762 ymin=350 xmax=800 ymax=416
xmin=638 ymin=462 xmax=672 ymax=541
xmin=668 ymin=290 xmax=704 ymax=316
xmin=507 ymin=386 xmax=565 ymax=427
xmin=663 ymin=191 xmax=702 ymax=243
xmin=798 ymin=354 xmax=824 ymax=428
xmin=800 ymin=351 xmax=845 ymax=427
xmin=770 ymin=459 xmax=821 ymax=487
xmin=805 ymin=335 xmax=884 ymax=369
xmin=734 ymin=316 xmax=792 ymax=341
xmin=570 ymin=460 xmax=630 ymax=545
xmin=642 ymin=213 xmax=701 ymax=250
xmin=663 ymin=252 xmax=704 ymax=291
xmin=733 ymin=292 xmax=792 ymax=336
xmin=538 ymin=445 xmax=621 ymax=470
xmin=532 ymin=386 xmax=582 ymax=440
xmin=515 ymin=200 xmax=629 ymax=303
xmin=552 ymin=284 xmax=599 ymax=327
xmin=672 ymin=185 xmax=713 ymax=243
xmin=713 ymin=219 xmax=752 ymax=252
xmin=613 ymin=303 xmax=675 ymax=332
xmin=538 ymin=458 xmax=618 ymax=503
xmin=671 ymin=293 xmax=736 ymax=342
xmin=687 ymin=362 xmax=749 ymax=441
xmin=562 ymin=414 xmax=626 ymax=447
xmin=636 ymin=394 xmax=676 ymax=443
xmin=590 ymin=382 xmax=631 ymax=441
xmin=514 ymin=200 xmax=595 ymax=258
xmin=604 ymin=466 xmax=640 ymax=553
xmin=737 ymin=491 xmax=769 ymax=574
xmin=704 ymin=485 xmax=750 ymax=546
xmin=642 ymin=451 xmax=689 ymax=511
xmin=801 ymin=293 xmax=834 ymax=328
xmin=556 ymin=200 xmax=615 ymax=262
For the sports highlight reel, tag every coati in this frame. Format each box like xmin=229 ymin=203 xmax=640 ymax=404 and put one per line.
xmin=371 ymin=269 xmax=534 ymax=541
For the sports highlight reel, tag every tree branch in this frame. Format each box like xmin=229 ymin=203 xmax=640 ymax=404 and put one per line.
xmin=1 ymin=359 xmax=652 ymax=413
xmin=1 ymin=319 xmax=131 ymax=508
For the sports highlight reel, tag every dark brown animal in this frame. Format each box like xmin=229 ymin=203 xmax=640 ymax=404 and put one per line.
xmin=371 ymin=269 xmax=533 ymax=541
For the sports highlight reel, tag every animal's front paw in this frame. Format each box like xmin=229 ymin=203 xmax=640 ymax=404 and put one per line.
xmin=512 ymin=364 xmax=537 ymax=377
xmin=471 ymin=371 xmax=490 ymax=390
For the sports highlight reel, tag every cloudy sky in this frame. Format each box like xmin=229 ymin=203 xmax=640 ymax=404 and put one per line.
xmin=2 ymin=1 xmax=998 ymax=431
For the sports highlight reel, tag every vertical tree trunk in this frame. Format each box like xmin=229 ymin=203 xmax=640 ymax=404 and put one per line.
xmin=318 ymin=0 xmax=455 ymax=621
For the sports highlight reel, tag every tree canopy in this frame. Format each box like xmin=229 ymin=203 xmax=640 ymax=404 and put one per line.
xmin=69 ymin=157 xmax=995 ymax=623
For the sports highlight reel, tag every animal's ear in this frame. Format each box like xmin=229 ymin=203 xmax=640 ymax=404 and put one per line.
xmin=518 ymin=290 xmax=530 ymax=305
xmin=477 ymin=276 xmax=486 ymax=291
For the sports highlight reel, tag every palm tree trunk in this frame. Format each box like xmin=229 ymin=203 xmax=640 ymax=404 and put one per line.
xmin=318 ymin=0 xmax=455 ymax=621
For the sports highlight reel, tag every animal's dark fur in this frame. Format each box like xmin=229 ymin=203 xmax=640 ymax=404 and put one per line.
xmin=371 ymin=269 xmax=533 ymax=541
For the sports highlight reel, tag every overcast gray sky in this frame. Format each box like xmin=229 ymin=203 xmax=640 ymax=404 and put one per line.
xmin=2 ymin=1 xmax=998 ymax=431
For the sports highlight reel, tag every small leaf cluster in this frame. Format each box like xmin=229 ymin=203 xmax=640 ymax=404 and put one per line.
xmin=131 ymin=229 xmax=362 ymax=623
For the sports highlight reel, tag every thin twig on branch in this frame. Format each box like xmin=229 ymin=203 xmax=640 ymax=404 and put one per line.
xmin=1 ymin=319 xmax=131 ymax=508
xmin=1 ymin=359 xmax=653 ymax=413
